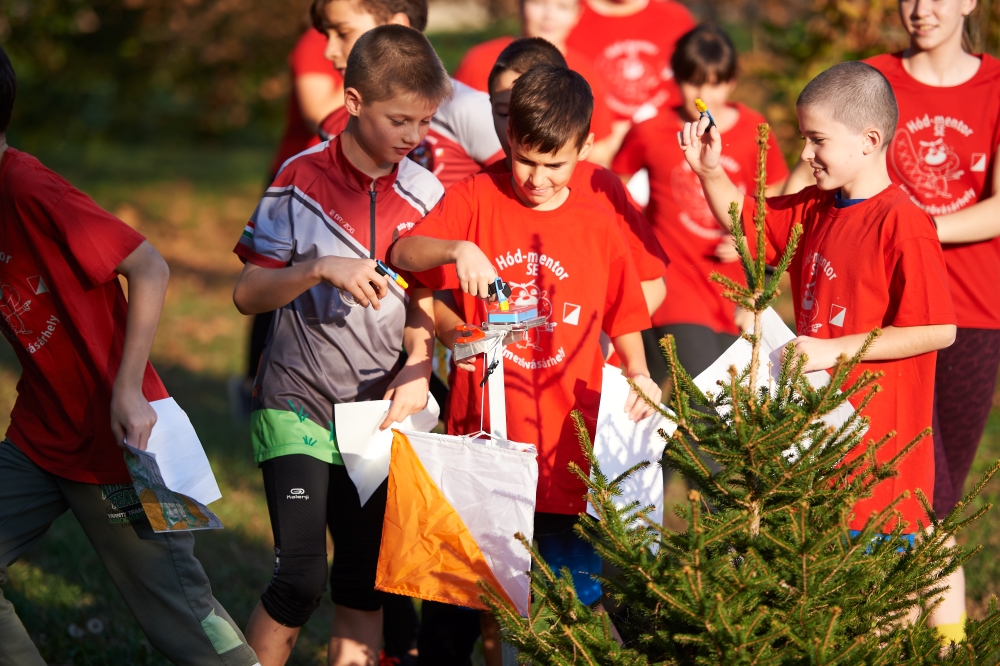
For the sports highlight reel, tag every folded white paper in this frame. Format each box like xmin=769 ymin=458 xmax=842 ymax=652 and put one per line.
xmin=335 ymin=394 xmax=441 ymax=505
xmin=590 ymin=365 xmax=677 ymax=525
xmin=138 ymin=398 xmax=222 ymax=506
xmin=693 ymin=308 xmax=855 ymax=433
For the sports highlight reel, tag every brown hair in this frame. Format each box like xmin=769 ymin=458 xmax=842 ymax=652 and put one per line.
xmin=671 ymin=24 xmax=738 ymax=86
xmin=343 ymin=25 xmax=451 ymax=105
xmin=311 ymin=0 xmax=428 ymax=33
xmin=0 ymin=45 xmax=14 ymax=134
xmin=797 ymin=61 xmax=898 ymax=149
xmin=487 ymin=37 xmax=567 ymax=95
xmin=509 ymin=65 xmax=592 ymax=154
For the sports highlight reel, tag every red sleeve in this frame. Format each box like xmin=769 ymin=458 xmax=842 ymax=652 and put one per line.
xmin=453 ymin=47 xmax=492 ymax=92
xmin=885 ymin=215 xmax=957 ymax=328
xmin=602 ymin=228 xmax=652 ymax=337
xmin=401 ymin=179 xmax=478 ymax=290
xmin=290 ymin=29 xmax=340 ymax=81
xmin=39 ymin=185 xmax=145 ymax=288
xmin=742 ymin=188 xmax=818 ymax=265
xmin=765 ymin=130 xmax=790 ymax=186
xmin=611 ymin=125 xmax=647 ymax=176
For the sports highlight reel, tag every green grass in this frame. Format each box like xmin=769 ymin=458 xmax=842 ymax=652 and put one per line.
xmin=5 ymin=139 xmax=1000 ymax=663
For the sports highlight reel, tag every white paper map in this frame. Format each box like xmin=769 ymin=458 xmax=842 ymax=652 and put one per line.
xmin=335 ymin=393 xmax=441 ymax=505
xmin=591 ymin=308 xmax=856 ymax=524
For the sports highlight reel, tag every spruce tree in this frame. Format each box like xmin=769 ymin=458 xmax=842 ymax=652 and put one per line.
xmin=483 ymin=125 xmax=1000 ymax=665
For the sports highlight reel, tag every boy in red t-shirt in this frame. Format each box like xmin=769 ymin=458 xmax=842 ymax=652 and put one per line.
xmin=312 ymin=0 xmax=504 ymax=190
xmin=392 ymin=65 xmax=661 ymax=611
xmin=0 ymin=47 xmax=260 ymax=665
xmin=613 ymin=24 xmax=789 ymax=384
xmin=453 ymin=0 xmax=617 ymax=165
xmin=680 ymin=60 xmax=957 ymax=538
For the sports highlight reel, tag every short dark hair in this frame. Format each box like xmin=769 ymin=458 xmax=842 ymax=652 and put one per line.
xmin=311 ymin=0 xmax=428 ymax=33
xmin=487 ymin=37 xmax=567 ymax=95
xmin=671 ymin=24 xmax=738 ymax=86
xmin=344 ymin=25 xmax=451 ymax=105
xmin=797 ymin=61 xmax=898 ymax=148
xmin=509 ymin=65 xmax=592 ymax=154
xmin=0 ymin=45 xmax=15 ymax=134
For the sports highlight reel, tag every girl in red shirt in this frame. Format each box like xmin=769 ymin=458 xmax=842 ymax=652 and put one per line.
xmin=865 ymin=0 xmax=1000 ymax=643
xmin=613 ymin=24 xmax=788 ymax=385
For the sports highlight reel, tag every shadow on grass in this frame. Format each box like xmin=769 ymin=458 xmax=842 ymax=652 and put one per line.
xmin=2 ymin=358 xmax=334 ymax=666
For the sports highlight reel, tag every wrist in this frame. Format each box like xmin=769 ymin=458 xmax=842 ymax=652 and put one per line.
xmin=449 ymin=240 xmax=472 ymax=263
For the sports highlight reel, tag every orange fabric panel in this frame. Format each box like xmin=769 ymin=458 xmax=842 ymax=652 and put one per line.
xmin=376 ymin=431 xmax=516 ymax=610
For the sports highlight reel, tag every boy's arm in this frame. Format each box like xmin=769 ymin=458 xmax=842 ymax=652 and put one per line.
xmin=112 ymin=241 xmax=170 ymax=451
xmin=935 ymin=145 xmax=1000 ymax=243
xmin=678 ymin=116 xmax=746 ymax=230
xmin=611 ymin=331 xmax=663 ymax=422
xmin=391 ymin=236 xmax=497 ymax=298
xmin=790 ymin=324 xmax=957 ymax=373
xmin=380 ymin=287 xmax=435 ymax=430
xmin=233 ymin=257 xmax=389 ymax=314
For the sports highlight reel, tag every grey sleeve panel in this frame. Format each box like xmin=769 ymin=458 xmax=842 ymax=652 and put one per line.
xmin=395 ymin=160 xmax=445 ymax=218
xmin=244 ymin=187 xmax=297 ymax=264
xmin=432 ymin=80 xmax=504 ymax=164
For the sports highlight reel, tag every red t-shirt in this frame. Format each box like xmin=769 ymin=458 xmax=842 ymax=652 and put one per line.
xmin=867 ymin=53 xmax=1000 ymax=329
xmin=453 ymin=36 xmax=614 ymax=141
xmin=269 ymin=29 xmax=343 ymax=177
xmin=566 ymin=0 xmax=695 ymax=122
xmin=613 ymin=104 xmax=789 ymax=332
xmin=0 ymin=149 xmax=169 ymax=484
xmin=482 ymin=159 xmax=668 ymax=282
xmin=745 ymin=184 xmax=955 ymax=533
xmin=405 ymin=174 xmax=651 ymax=514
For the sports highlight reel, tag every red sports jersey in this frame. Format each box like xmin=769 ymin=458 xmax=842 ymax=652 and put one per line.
xmin=744 ymin=184 xmax=956 ymax=533
xmin=482 ymin=159 xmax=669 ymax=282
xmin=405 ymin=174 xmax=650 ymax=514
xmin=566 ymin=1 xmax=695 ymax=122
xmin=453 ymin=36 xmax=614 ymax=141
xmin=867 ymin=53 xmax=1000 ymax=329
xmin=317 ymin=79 xmax=503 ymax=190
xmin=269 ymin=29 xmax=343 ymax=177
xmin=613 ymin=104 xmax=788 ymax=332
xmin=0 ymin=148 xmax=170 ymax=484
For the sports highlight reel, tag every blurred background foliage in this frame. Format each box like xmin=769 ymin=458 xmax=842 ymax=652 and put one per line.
xmin=4 ymin=0 xmax=999 ymax=155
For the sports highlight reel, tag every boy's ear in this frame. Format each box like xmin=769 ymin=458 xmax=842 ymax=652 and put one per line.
xmin=863 ymin=126 xmax=884 ymax=155
xmin=389 ymin=12 xmax=411 ymax=27
xmin=576 ymin=132 xmax=596 ymax=162
xmin=344 ymin=87 xmax=363 ymax=117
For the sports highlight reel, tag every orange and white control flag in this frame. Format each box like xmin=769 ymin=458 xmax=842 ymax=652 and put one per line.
xmin=376 ymin=430 xmax=538 ymax=616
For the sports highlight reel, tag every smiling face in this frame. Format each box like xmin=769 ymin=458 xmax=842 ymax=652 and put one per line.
xmin=797 ymin=104 xmax=882 ymax=192
xmin=507 ymin=130 xmax=591 ymax=210
xmin=347 ymin=90 xmax=438 ymax=166
xmin=521 ymin=0 xmax=581 ymax=50
xmin=899 ymin=0 xmax=975 ymax=52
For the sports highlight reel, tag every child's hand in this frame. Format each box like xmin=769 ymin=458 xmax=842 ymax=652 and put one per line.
xmin=110 ymin=385 xmax=158 ymax=450
xmin=380 ymin=361 xmax=431 ymax=430
xmin=788 ymin=336 xmax=844 ymax=373
xmin=714 ymin=236 xmax=739 ymax=263
xmin=316 ymin=257 xmax=388 ymax=310
xmin=454 ymin=241 xmax=497 ymax=298
xmin=624 ymin=374 xmax=662 ymax=422
xmin=678 ymin=115 xmax=723 ymax=180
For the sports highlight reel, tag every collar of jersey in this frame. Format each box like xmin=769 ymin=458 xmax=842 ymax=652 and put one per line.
xmin=331 ymin=135 xmax=399 ymax=195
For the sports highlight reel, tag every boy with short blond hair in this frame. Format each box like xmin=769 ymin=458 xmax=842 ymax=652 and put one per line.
xmin=392 ymin=65 xmax=661 ymax=614
xmin=234 ymin=25 xmax=448 ymax=666
xmin=681 ymin=60 xmax=956 ymax=537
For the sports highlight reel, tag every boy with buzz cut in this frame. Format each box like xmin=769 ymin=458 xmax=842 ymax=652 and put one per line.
xmin=0 ymin=46 xmax=260 ymax=666
xmin=680 ymin=60 xmax=957 ymax=539
xmin=232 ymin=25 xmax=448 ymax=666
xmin=391 ymin=64 xmax=662 ymax=614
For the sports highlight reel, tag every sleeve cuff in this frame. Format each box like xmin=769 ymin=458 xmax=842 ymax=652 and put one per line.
xmin=233 ymin=242 xmax=288 ymax=269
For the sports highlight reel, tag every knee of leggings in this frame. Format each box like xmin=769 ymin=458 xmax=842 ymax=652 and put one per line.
xmin=260 ymin=555 xmax=328 ymax=628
